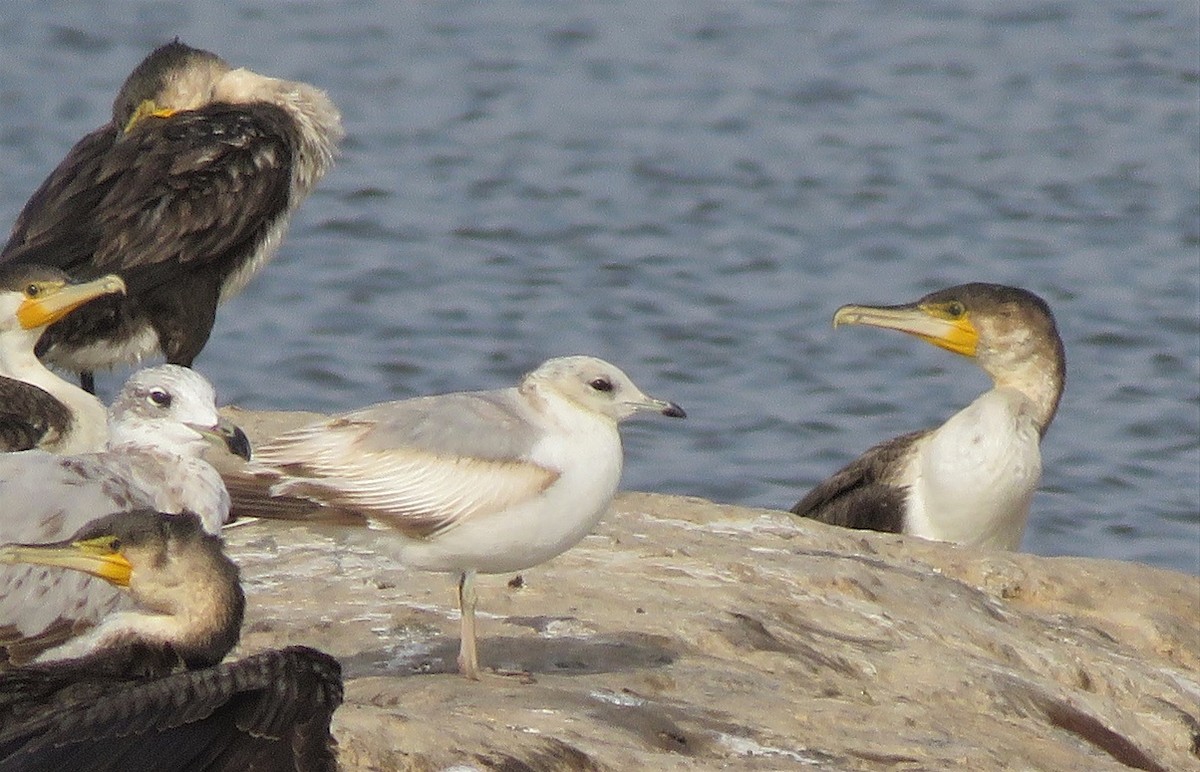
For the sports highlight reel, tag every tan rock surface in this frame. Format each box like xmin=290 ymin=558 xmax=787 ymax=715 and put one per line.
xmin=216 ymin=408 xmax=1200 ymax=771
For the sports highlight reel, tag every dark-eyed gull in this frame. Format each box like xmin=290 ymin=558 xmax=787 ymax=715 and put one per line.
xmin=227 ymin=355 xmax=686 ymax=679
xmin=0 ymin=509 xmax=342 ymax=771
xmin=1 ymin=40 xmax=343 ymax=392
xmin=791 ymin=283 xmax=1065 ymax=550
xmin=0 ymin=364 xmax=251 ymax=663
xmin=0 ymin=265 xmax=125 ymax=453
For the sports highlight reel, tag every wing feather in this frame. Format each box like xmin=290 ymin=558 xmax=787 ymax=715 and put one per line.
xmin=790 ymin=430 xmax=928 ymax=533
xmin=246 ymin=397 xmax=560 ymax=538
xmin=1 ymin=105 xmax=294 ymax=294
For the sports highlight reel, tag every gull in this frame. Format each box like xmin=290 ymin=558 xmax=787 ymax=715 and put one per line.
xmin=0 ymin=509 xmax=342 ymax=771
xmin=791 ymin=283 xmax=1065 ymax=550
xmin=1 ymin=39 xmax=343 ymax=392
xmin=0 ymin=265 xmax=125 ymax=453
xmin=226 ymin=355 xmax=686 ymax=679
xmin=0 ymin=364 xmax=251 ymax=663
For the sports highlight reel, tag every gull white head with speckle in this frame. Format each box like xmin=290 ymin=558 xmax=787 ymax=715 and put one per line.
xmin=107 ymin=365 xmax=251 ymax=460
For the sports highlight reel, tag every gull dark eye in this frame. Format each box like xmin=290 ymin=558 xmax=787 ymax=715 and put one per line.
xmin=589 ymin=377 xmax=614 ymax=393
xmin=148 ymin=388 xmax=172 ymax=408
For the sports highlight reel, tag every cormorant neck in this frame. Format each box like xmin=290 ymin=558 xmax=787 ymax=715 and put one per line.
xmin=0 ymin=338 xmax=107 ymax=451
xmin=986 ymin=338 xmax=1065 ymax=437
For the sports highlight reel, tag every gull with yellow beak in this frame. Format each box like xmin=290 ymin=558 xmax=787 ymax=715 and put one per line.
xmin=1 ymin=40 xmax=343 ymax=392
xmin=791 ymin=283 xmax=1065 ymax=550
xmin=0 ymin=509 xmax=343 ymax=770
xmin=0 ymin=265 xmax=125 ymax=453
xmin=0 ymin=365 xmax=251 ymax=664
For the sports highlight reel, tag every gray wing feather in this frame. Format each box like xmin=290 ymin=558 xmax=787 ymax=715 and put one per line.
xmin=319 ymin=388 xmax=542 ymax=461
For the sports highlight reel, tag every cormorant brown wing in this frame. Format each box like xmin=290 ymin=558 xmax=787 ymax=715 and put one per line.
xmin=0 ymin=378 xmax=71 ymax=452
xmin=0 ymin=645 xmax=342 ymax=772
xmin=2 ymin=103 xmax=294 ymax=368
xmin=790 ymin=429 xmax=927 ymax=534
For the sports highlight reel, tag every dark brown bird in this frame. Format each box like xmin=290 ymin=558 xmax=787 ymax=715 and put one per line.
xmin=791 ymin=283 xmax=1065 ymax=550
xmin=0 ymin=509 xmax=342 ymax=772
xmin=1 ymin=40 xmax=343 ymax=392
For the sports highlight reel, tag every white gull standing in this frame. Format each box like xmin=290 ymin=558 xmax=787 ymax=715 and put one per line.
xmin=0 ymin=364 xmax=250 ymax=663
xmin=226 ymin=355 xmax=686 ymax=679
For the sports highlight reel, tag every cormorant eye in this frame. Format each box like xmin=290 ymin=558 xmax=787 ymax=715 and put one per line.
xmin=24 ymin=284 xmax=41 ymax=298
xmin=589 ymin=377 xmax=614 ymax=393
xmin=946 ymin=301 xmax=965 ymax=318
xmin=148 ymin=389 xmax=172 ymax=408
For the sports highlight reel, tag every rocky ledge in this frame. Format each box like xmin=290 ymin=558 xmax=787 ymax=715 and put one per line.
xmin=215 ymin=407 xmax=1200 ymax=771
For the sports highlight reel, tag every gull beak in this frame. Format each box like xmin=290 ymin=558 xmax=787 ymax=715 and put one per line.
xmin=833 ymin=302 xmax=979 ymax=358
xmin=629 ymin=395 xmax=687 ymax=419
xmin=0 ymin=535 xmax=133 ymax=588
xmin=17 ymin=274 xmax=126 ymax=330
xmin=189 ymin=417 xmax=252 ymax=461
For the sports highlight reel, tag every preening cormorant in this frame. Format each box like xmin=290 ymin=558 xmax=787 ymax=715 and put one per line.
xmin=1 ymin=40 xmax=343 ymax=392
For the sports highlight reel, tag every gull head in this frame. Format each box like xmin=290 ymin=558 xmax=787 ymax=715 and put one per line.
xmin=521 ymin=355 xmax=686 ymax=423
xmin=106 ymin=365 xmax=251 ymax=460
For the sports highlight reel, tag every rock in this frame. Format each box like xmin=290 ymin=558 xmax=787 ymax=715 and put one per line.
xmin=216 ymin=408 xmax=1200 ymax=771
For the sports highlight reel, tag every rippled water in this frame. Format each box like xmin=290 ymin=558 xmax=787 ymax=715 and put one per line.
xmin=0 ymin=1 xmax=1196 ymax=574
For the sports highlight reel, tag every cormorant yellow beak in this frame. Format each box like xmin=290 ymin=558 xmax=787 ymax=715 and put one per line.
xmin=124 ymin=99 xmax=178 ymax=133
xmin=17 ymin=274 xmax=127 ymax=330
xmin=0 ymin=535 xmax=134 ymax=588
xmin=834 ymin=302 xmax=979 ymax=357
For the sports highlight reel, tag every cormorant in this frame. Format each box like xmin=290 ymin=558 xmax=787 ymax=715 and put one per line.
xmin=1 ymin=40 xmax=343 ymax=392
xmin=0 ymin=265 xmax=125 ymax=452
xmin=791 ymin=283 xmax=1065 ymax=550
xmin=0 ymin=509 xmax=342 ymax=772
xmin=225 ymin=356 xmax=685 ymax=679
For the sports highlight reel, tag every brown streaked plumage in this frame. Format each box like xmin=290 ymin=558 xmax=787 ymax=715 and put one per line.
xmin=0 ymin=365 xmax=250 ymax=664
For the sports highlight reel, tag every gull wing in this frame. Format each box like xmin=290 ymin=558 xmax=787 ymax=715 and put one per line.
xmin=237 ymin=390 xmax=560 ymax=538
